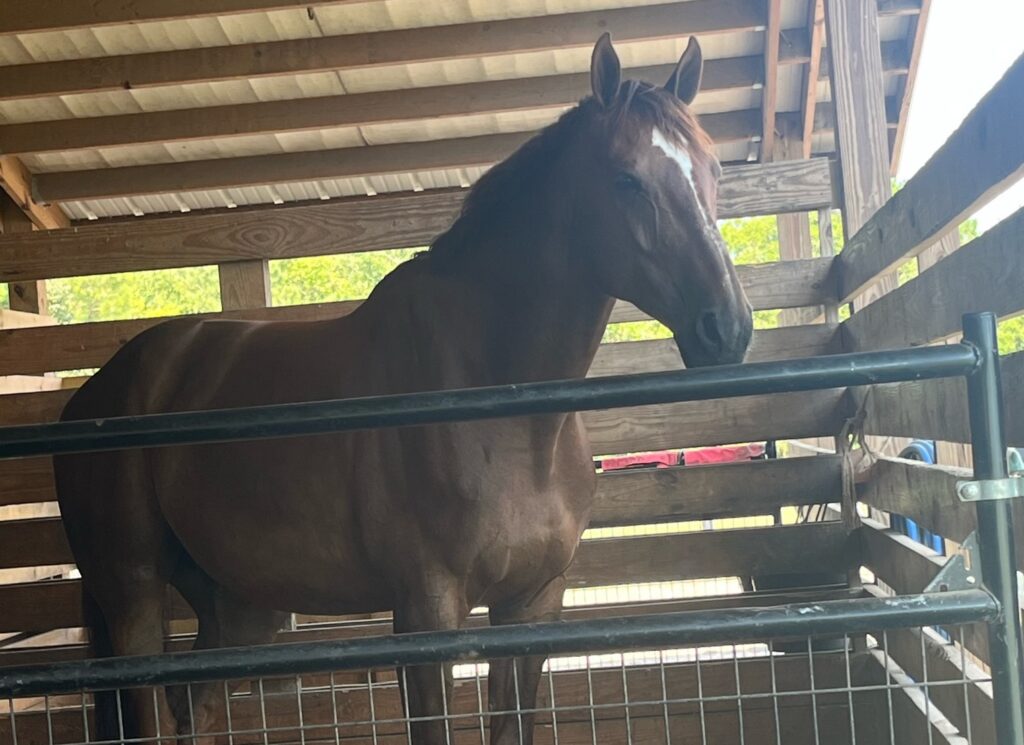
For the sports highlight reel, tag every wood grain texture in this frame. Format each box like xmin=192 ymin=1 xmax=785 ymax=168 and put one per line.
xmin=0 ymin=0 xmax=362 ymax=34
xmin=0 ymin=58 xmax=767 ymax=155
xmin=800 ymin=0 xmax=826 ymax=158
xmin=825 ymin=0 xmax=898 ymax=315
xmin=0 ymin=304 xmax=835 ymax=377
xmin=592 ymin=455 xmax=843 ymax=525
xmin=858 ymin=457 xmax=976 ymax=543
xmin=0 ymin=379 xmax=847 ymax=453
xmin=218 ymin=259 xmax=271 ymax=310
xmin=0 ymin=309 xmax=54 ymax=329
xmin=759 ymin=0 xmax=783 ymax=159
xmin=1 ymin=193 xmax=49 ymax=317
xmin=843 ymin=205 xmax=1024 ymax=352
xmin=33 ymin=111 xmax=764 ymax=202
xmin=0 ymin=156 xmax=69 ymax=230
xmin=860 ymin=351 xmax=1023 ymax=447
xmin=837 ymin=52 xmax=1024 ymax=302
xmin=859 ymin=517 xmax=990 ymax=663
xmin=1 ymin=518 xmax=852 ymax=587
xmin=0 ymin=523 xmax=852 ymax=632
xmin=0 ymin=0 xmax=763 ymax=100
xmin=2 ymin=160 xmax=835 ymax=283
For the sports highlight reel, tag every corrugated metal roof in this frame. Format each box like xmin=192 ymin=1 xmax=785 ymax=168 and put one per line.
xmin=0 ymin=0 xmax=925 ymax=221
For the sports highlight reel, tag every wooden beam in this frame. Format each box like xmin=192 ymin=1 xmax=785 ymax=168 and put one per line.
xmin=0 ymin=192 xmax=48 ymax=318
xmin=0 ymin=156 xmax=68 ymax=230
xmin=0 ymin=523 xmax=853 ymax=631
xmin=0 ymin=308 xmax=54 ymax=329
xmin=1 ymin=161 xmax=836 ymax=283
xmin=889 ymin=1 xmax=934 ymax=174
xmin=32 ymin=110 xmax=764 ymax=202
xmin=0 ymin=382 xmax=848 ymax=455
xmin=860 ymin=351 xmax=1023 ymax=447
xmin=837 ymin=52 xmax=1024 ymax=303
xmin=860 ymin=517 xmax=991 ymax=663
xmin=1 ymin=516 xmax=852 ymax=588
xmin=218 ymin=260 xmax=271 ymax=310
xmin=0 ymin=58 xmax=770 ymax=156
xmin=0 ymin=289 xmax=834 ymax=380
xmin=0 ymin=0 xmax=764 ymax=101
xmin=824 ymin=0 xmax=897 ymax=311
xmin=759 ymin=0 xmax=783 ymax=160
xmin=0 ymin=1 xmax=365 ymax=34
xmin=800 ymin=0 xmax=826 ymax=158
xmin=842 ymin=206 xmax=1024 ymax=351
xmin=593 ymin=455 xmax=843 ymax=526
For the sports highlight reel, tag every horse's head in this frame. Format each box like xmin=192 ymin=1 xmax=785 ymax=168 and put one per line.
xmin=570 ymin=34 xmax=753 ymax=367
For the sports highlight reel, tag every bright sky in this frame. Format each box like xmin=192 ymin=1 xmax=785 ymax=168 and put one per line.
xmin=896 ymin=0 xmax=1024 ymax=231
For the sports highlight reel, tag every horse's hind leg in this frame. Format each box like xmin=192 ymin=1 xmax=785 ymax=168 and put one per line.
xmin=169 ymin=559 xmax=287 ymax=742
xmin=94 ymin=574 xmax=178 ymax=742
xmin=488 ymin=575 xmax=567 ymax=745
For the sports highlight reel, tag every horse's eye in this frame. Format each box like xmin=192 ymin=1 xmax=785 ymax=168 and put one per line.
xmin=614 ymin=172 xmax=644 ymax=194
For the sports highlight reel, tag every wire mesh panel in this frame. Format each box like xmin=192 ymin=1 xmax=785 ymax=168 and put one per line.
xmin=1 ymin=622 xmax=997 ymax=745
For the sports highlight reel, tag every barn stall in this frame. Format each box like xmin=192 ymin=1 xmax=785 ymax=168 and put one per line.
xmin=0 ymin=1 xmax=1022 ymax=743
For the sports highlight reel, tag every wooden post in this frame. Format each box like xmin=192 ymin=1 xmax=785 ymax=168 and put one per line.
xmin=773 ymin=121 xmax=815 ymax=328
xmin=824 ymin=0 xmax=893 ymax=311
xmin=0 ymin=192 xmax=46 ymax=314
xmin=218 ymin=260 xmax=271 ymax=311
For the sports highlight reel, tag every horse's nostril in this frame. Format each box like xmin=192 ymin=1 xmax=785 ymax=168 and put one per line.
xmin=696 ymin=311 xmax=723 ymax=351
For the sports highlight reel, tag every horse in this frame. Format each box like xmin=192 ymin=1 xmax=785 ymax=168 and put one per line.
xmin=54 ymin=33 xmax=752 ymax=745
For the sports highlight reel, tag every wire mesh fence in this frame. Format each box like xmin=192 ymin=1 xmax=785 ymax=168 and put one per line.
xmin=2 ymin=622 xmax=995 ymax=745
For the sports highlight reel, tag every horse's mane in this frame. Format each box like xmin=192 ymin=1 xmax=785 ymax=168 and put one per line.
xmin=427 ymin=80 xmax=713 ymax=266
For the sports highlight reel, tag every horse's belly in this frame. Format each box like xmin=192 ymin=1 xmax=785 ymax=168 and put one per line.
xmin=154 ymin=439 xmax=390 ymax=615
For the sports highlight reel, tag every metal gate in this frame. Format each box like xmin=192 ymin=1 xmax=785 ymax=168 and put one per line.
xmin=1 ymin=313 xmax=1021 ymax=745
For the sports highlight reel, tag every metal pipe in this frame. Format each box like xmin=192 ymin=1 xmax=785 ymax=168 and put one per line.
xmin=0 ymin=343 xmax=978 ymax=459
xmin=962 ymin=312 xmax=1024 ymax=745
xmin=0 ymin=589 xmax=997 ymax=697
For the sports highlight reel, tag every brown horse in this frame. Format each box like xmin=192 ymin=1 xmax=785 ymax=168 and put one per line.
xmin=55 ymin=34 xmax=751 ymax=745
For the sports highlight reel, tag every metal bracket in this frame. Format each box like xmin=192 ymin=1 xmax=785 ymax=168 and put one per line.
xmin=925 ymin=533 xmax=980 ymax=593
xmin=956 ymin=475 xmax=1024 ymax=502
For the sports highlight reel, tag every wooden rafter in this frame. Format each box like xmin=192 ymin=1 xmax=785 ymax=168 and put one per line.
xmin=0 ymin=0 xmax=763 ymax=100
xmin=889 ymin=0 xmax=934 ymax=173
xmin=800 ymin=0 xmax=826 ymax=159
xmin=33 ymin=110 xmax=767 ymax=203
xmin=0 ymin=156 xmax=68 ymax=230
xmin=759 ymin=0 xmax=783 ymax=160
xmin=0 ymin=57 xmax=769 ymax=155
xmin=4 ymin=43 xmax=916 ymax=158
xmin=0 ymin=1 xmax=363 ymax=35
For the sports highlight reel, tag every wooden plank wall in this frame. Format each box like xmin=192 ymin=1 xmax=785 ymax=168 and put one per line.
xmin=0 ymin=154 xmax=855 ymax=659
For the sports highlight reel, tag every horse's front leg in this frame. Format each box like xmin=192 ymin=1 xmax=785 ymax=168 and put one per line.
xmin=488 ymin=575 xmax=566 ymax=745
xmin=393 ymin=583 xmax=466 ymax=745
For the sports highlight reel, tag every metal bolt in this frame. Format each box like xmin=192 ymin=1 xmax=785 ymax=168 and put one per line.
xmin=962 ymin=483 xmax=981 ymax=500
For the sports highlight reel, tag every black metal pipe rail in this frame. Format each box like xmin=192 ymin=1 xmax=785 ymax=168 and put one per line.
xmin=0 ymin=342 xmax=978 ymax=459
xmin=0 ymin=590 xmax=997 ymax=697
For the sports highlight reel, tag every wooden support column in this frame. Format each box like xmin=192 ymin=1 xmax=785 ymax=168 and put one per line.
xmin=218 ymin=260 xmax=271 ymax=311
xmin=0 ymin=192 xmax=46 ymax=314
xmin=773 ymin=121 xmax=815 ymax=328
xmin=824 ymin=0 xmax=893 ymax=311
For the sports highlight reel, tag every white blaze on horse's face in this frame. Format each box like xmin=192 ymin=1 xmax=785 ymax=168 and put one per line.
xmin=650 ymin=127 xmax=714 ymax=232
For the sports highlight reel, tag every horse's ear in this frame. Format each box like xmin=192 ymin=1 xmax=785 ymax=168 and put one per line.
xmin=665 ymin=37 xmax=702 ymax=105
xmin=590 ymin=32 xmax=621 ymax=108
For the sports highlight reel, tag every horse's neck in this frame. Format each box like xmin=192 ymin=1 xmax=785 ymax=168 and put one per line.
xmin=360 ymin=225 xmax=612 ymax=389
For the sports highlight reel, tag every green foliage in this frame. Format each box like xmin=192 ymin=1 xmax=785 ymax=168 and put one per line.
xmin=269 ymin=249 xmax=418 ymax=306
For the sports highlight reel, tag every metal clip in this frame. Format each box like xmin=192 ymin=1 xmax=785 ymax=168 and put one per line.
xmin=956 ymin=476 xmax=1024 ymax=502
xmin=925 ymin=533 xmax=980 ymax=593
